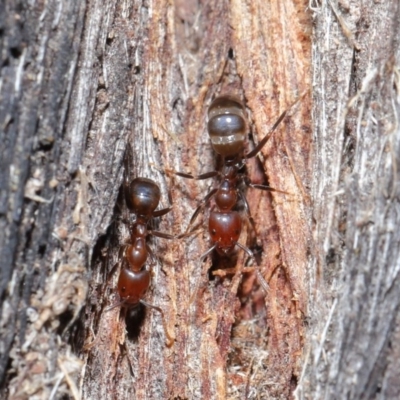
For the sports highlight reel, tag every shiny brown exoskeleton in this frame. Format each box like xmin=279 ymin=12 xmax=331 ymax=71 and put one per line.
xmin=176 ymin=96 xmax=289 ymax=291
xmin=116 ymin=177 xmax=174 ymax=344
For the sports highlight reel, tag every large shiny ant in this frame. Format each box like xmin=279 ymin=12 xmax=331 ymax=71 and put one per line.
xmin=113 ymin=177 xmax=174 ymax=346
xmin=175 ymin=96 xmax=291 ymax=292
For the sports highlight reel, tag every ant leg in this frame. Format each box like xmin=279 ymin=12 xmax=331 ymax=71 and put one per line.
xmin=244 ymin=110 xmax=287 ymax=159
xmin=236 ymin=242 xmax=269 ymax=293
xmin=146 ymin=244 xmax=158 ymax=267
xmin=166 ymin=168 xmax=219 ymax=181
xmin=105 ymin=257 xmax=131 ymax=311
xmin=153 ymin=184 xmax=175 ymax=217
xmin=106 ymin=297 xmax=127 ymax=312
xmin=153 ymin=206 xmax=172 ymax=218
xmin=177 ymin=223 xmax=203 ymax=239
xmin=166 ymin=168 xmax=219 ymax=233
xmin=85 ymin=260 xmax=125 ymax=349
xmin=238 ymin=190 xmax=258 ymax=239
xmin=176 ymin=189 xmax=217 ymax=239
xmin=243 ymin=176 xmax=289 ymax=195
xmin=244 ymin=95 xmax=304 ymax=159
xmin=104 ymin=256 xmax=125 ymax=310
xmin=183 ymin=188 xmax=217 ymax=234
xmin=152 ymin=188 xmax=174 ymax=234
xmin=168 ymin=169 xmax=218 ymax=229
xmin=140 ymin=299 xmax=175 ymax=347
xmin=200 ymin=243 xmax=217 ymax=263
xmin=142 ymin=249 xmax=170 ymax=342
xmin=149 ymin=230 xmax=175 ymax=240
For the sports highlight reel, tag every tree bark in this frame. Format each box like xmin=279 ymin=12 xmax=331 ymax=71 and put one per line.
xmin=299 ymin=1 xmax=400 ymax=399
xmin=0 ymin=0 xmax=398 ymax=399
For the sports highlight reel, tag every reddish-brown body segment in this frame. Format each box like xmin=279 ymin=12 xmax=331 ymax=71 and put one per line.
xmin=117 ymin=178 xmax=172 ymax=307
xmin=209 ymin=211 xmax=242 ymax=254
xmin=117 ymin=268 xmax=151 ymax=306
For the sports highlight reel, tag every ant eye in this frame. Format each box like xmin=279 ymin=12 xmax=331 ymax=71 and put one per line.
xmin=212 ymin=229 xmax=216 ymax=235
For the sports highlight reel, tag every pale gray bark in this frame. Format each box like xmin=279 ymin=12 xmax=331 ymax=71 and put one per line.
xmin=298 ymin=2 xmax=400 ymax=399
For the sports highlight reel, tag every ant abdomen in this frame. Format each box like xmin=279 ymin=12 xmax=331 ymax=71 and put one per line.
xmin=209 ymin=211 xmax=242 ymax=254
xmin=207 ymin=96 xmax=248 ymax=157
xmin=117 ymin=267 xmax=150 ymax=306
xmin=126 ymin=178 xmax=161 ymax=216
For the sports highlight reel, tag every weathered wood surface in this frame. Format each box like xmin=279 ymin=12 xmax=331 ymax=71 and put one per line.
xmin=0 ymin=0 xmax=398 ymax=399
xmin=298 ymin=1 xmax=400 ymax=399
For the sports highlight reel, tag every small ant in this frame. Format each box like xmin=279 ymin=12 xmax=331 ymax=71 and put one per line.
xmin=175 ymin=96 xmax=291 ymax=292
xmin=113 ymin=177 xmax=175 ymax=346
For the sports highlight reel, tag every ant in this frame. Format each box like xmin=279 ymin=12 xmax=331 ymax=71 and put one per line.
xmin=113 ymin=177 xmax=175 ymax=346
xmin=174 ymin=96 xmax=292 ymax=292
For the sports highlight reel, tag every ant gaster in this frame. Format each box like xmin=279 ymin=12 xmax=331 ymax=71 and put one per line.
xmin=115 ymin=177 xmax=174 ymax=345
xmin=176 ymin=96 xmax=290 ymax=292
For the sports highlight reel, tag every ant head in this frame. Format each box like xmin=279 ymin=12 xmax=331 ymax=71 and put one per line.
xmin=117 ymin=267 xmax=150 ymax=306
xmin=127 ymin=178 xmax=161 ymax=216
xmin=207 ymin=96 xmax=247 ymax=158
xmin=209 ymin=211 xmax=242 ymax=251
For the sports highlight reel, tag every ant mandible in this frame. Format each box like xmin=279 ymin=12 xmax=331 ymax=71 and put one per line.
xmin=175 ymin=96 xmax=290 ymax=292
xmin=114 ymin=177 xmax=175 ymax=346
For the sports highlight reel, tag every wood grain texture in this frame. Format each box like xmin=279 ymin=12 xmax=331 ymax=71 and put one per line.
xmin=228 ymin=0 xmax=312 ymax=397
xmin=297 ymin=1 xmax=400 ymax=399
xmin=0 ymin=0 xmax=311 ymax=398
xmin=0 ymin=1 xmax=88 ymax=398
